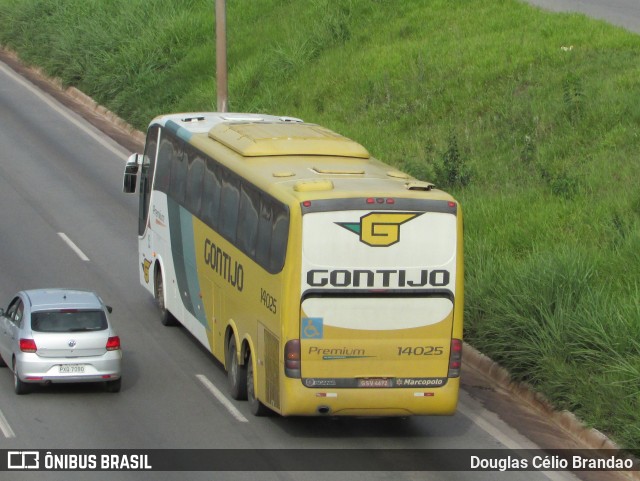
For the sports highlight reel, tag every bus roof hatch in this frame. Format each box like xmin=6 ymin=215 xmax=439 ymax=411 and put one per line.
xmin=209 ymin=122 xmax=371 ymax=158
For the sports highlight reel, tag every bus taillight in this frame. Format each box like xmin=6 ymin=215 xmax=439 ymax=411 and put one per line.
xmin=448 ymin=339 xmax=462 ymax=378
xmin=284 ymin=339 xmax=301 ymax=378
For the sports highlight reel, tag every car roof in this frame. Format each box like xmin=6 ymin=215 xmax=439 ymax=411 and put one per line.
xmin=22 ymin=289 xmax=103 ymax=311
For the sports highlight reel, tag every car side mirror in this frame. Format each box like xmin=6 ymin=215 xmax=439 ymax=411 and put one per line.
xmin=123 ymin=153 xmax=141 ymax=193
xmin=106 ymin=306 xmax=113 ymax=314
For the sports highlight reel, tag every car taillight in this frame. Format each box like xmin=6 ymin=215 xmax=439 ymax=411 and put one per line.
xmin=19 ymin=338 xmax=37 ymax=353
xmin=106 ymin=336 xmax=121 ymax=351
xmin=448 ymin=338 xmax=462 ymax=378
xmin=284 ymin=339 xmax=301 ymax=378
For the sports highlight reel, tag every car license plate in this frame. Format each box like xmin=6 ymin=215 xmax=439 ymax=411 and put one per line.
xmin=357 ymin=378 xmax=391 ymax=388
xmin=59 ymin=365 xmax=85 ymax=374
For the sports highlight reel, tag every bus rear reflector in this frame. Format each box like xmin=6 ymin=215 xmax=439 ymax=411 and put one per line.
xmin=448 ymin=339 xmax=462 ymax=378
xmin=284 ymin=339 xmax=301 ymax=378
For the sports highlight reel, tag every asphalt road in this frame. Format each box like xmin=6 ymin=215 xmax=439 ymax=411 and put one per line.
xmin=524 ymin=0 xmax=640 ymax=33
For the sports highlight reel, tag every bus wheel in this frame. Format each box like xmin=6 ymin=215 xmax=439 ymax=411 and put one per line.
xmin=247 ymin=351 xmax=270 ymax=416
xmin=155 ymin=267 xmax=177 ymax=326
xmin=227 ymin=336 xmax=247 ymax=400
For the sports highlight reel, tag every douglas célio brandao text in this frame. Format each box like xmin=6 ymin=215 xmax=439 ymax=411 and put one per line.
xmin=470 ymin=454 xmax=634 ymax=471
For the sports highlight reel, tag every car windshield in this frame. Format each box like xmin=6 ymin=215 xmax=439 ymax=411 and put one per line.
xmin=31 ymin=310 xmax=107 ymax=332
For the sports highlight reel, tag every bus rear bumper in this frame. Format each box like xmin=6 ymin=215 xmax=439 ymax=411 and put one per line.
xmin=279 ymin=378 xmax=460 ymax=417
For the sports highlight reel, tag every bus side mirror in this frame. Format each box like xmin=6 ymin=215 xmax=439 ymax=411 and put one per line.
xmin=123 ymin=153 xmax=141 ymax=193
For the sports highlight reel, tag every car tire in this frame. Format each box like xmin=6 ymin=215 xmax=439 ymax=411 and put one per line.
xmin=227 ymin=336 xmax=247 ymax=400
xmin=13 ymin=360 xmax=29 ymax=395
xmin=105 ymin=378 xmax=122 ymax=393
xmin=247 ymin=351 xmax=270 ymax=416
xmin=0 ymin=354 xmax=7 ymax=368
xmin=155 ymin=267 xmax=177 ymax=326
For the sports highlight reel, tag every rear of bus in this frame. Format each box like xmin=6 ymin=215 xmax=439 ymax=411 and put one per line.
xmin=283 ymin=196 xmax=463 ymax=416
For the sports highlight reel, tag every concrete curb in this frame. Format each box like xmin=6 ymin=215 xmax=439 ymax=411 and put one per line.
xmin=64 ymin=85 xmax=146 ymax=145
xmin=0 ymin=47 xmax=146 ymax=149
xmin=464 ymin=343 xmax=639 ymax=479
xmin=464 ymin=343 xmax=617 ymax=449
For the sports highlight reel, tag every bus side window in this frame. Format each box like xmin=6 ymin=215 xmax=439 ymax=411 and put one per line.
xmin=270 ymin=205 xmax=289 ymax=272
xmin=185 ymin=146 xmax=205 ymax=215
xmin=139 ymin=125 xmax=158 ymax=236
xmin=255 ymin=198 xmax=273 ymax=268
xmin=237 ymin=184 xmax=260 ymax=257
xmin=169 ymin=136 xmax=187 ymax=205
xmin=219 ymin=170 xmax=240 ymax=242
xmin=201 ymin=159 xmax=222 ymax=228
xmin=155 ymin=137 xmax=173 ymax=194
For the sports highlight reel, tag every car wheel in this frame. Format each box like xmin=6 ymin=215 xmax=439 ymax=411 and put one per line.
xmin=105 ymin=378 xmax=122 ymax=393
xmin=227 ymin=336 xmax=247 ymax=400
xmin=0 ymin=354 xmax=7 ymax=368
xmin=13 ymin=360 xmax=29 ymax=395
xmin=247 ymin=351 xmax=270 ymax=416
xmin=155 ymin=267 xmax=177 ymax=326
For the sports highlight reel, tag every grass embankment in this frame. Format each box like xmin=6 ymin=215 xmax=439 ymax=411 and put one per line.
xmin=0 ymin=0 xmax=638 ymax=452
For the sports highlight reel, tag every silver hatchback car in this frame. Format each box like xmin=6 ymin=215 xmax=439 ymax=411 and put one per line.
xmin=0 ymin=289 xmax=122 ymax=394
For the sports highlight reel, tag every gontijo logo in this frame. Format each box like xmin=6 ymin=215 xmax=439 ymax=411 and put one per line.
xmin=337 ymin=212 xmax=422 ymax=247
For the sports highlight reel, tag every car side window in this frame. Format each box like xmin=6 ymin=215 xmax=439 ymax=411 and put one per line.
xmin=13 ymin=301 xmax=24 ymax=327
xmin=5 ymin=297 xmax=19 ymax=319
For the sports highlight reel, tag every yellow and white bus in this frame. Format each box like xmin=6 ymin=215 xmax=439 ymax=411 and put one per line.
xmin=123 ymin=113 xmax=463 ymax=416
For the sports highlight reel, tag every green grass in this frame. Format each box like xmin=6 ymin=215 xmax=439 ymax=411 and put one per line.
xmin=1 ymin=0 xmax=639 ymax=452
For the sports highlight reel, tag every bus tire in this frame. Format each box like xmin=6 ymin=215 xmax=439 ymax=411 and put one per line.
xmin=227 ymin=336 xmax=247 ymax=400
xmin=155 ymin=267 xmax=177 ymax=326
xmin=247 ymin=351 xmax=270 ymax=416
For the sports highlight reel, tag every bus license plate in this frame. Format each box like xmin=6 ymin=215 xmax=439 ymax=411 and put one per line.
xmin=358 ymin=378 xmax=391 ymax=388
xmin=59 ymin=365 xmax=85 ymax=374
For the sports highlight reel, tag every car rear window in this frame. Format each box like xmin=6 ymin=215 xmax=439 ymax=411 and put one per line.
xmin=31 ymin=310 xmax=108 ymax=332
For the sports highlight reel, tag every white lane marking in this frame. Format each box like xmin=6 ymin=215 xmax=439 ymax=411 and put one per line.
xmin=457 ymin=392 xmax=580 ymax=481
xmin=58 ymin=232 xmax=90 ymax=261
xmin=196 ymin=374 xmax=249 ymax=423
xmin=0 ymin=407 xmax=16 ymax=438
xmin=0 ymin=60 xmax=128 ymax=160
